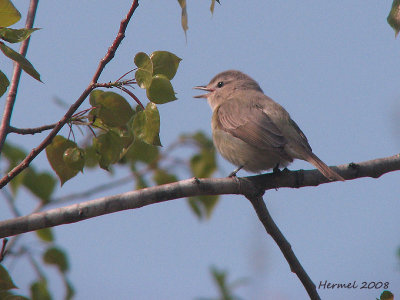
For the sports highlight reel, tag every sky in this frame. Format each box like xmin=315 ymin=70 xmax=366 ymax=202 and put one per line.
xmin=1 ymin=1 xmax=400 ymax=299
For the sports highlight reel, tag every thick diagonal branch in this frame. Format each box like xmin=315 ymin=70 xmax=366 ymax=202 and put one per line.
xmin=247 ymin=194 xmax=320 ymax=300
xmin=0 ymin=0 xmax=140 ymax=189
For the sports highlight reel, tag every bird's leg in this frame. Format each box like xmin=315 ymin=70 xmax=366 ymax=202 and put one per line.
xmin=273 ymin=163 xmax=281 ymax=174
xmin=228 ymin=165 xmax=243 ymax=178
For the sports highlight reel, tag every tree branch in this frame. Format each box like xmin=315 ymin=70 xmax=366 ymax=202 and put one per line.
xmin=0 ymin=177 xmax=239 ymax=238
xmin=0 ymin=238 xmax=8 ymax=262
xmin=1 ymin=154 xmax=398 ymax=299
xmin=91 ymin=1 xmax=139 ymax=84
xmin=8 ymin=123 xmax=58 ymax=135
xmin=0 ymin=0 xmax=39 ymax=151
xmin=1 ymin=154 xmax=399 ymax=238
xmin=247 ymin=154 xmax=400 ymax=190
xmin=247 ymin=194 xmax=320 ymax=300
xmin=0 ymin=0 xmax=140 ymax=189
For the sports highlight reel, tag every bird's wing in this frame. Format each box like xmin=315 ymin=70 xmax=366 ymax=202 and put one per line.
xmin=288 ymin=118 xmax=312 ymax=152
xmin=216 ymin=98 xmax=287 ymax=149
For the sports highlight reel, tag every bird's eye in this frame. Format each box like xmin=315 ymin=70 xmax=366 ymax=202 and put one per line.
xmin=217 ymin=81 xmax=224 ymax=88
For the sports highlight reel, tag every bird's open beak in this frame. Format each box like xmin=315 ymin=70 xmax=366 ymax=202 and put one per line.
xmin=193 ymin=86 xmax=214 ymax=98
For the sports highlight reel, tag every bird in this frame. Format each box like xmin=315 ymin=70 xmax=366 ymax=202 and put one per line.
xmin=194 ymin=70 xmax=344 ymax=181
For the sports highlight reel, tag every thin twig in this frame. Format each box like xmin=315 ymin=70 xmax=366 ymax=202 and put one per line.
xmin=115 ymin=68 xmax=136 ymax=82
xmin=118 ymin=86 xmax=144 ymax=109
xmin=9 ymin=123 xmax=58 ymax=135
xmin=0 ymin=0 xmax=140 ymax=189
xmin=0 ymin=0 xmax=40 ymax=151
xmin=2 ymin=189 xmax=21 ymax=217
xmin=24 ymin=247 xmax=46 ymax=280
xmin=8 ymin=108 xmax=94 ymax=134
xmin=91 ymin=0 xmax=139 ymax=84
xmin=49 ymin=175 xmax=134 ymax=205
xmin=1 ymin=190 xmax=22 ymax=262
xmin=0 ymin=238 xmax=8 ymax=262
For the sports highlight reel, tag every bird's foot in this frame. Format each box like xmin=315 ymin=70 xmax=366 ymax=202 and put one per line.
xmin=273 ymin=164 xmax=281 ymax=174
xmin=228 ymin=165 xmax=243 ymax=178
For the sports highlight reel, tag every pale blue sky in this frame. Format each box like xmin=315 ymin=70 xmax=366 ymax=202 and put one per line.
xmin=1 ymin=1 xmax=400 ymax=299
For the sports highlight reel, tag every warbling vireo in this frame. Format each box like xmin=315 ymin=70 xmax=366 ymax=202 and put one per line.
xmin=194 ymin=70 xmax=344 ymax=181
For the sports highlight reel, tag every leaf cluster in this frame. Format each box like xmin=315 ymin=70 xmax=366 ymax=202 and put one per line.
xmin=45 ymin=50 xmax=181 ymax=185
xmin=0 ymin=0 xmax=42 ymax=98
xmin=0 ymin=235 xmax=74 ymax=300
xmin=199 ymin=266 xmax=247 ymax=300
xmin=134 ymin=50 xmax=180 ymax=103
xmin=0 ymin=2 xmax=229 ymax=299
xmin=3 ymin=142 xmax=56 ymax=204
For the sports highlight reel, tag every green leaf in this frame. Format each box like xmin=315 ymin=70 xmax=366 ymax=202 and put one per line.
xmin=93 ymin=131 xmax=124 ymax=170
xmin=2 ymin=142 xmax=27 ymax=194
xmin=43 ymin=247 xmax=69 ymax=273
xmin=0 ymin=291 xmax=30 ymax=299
xmin=388 ymin=0 xmax=400 ymax=37
xmin=83 ymin=144 xmax=99 ymax=168
xmin=210 ymin=0 xmax=216 ymax=14
xmin=190 ymin=150 xmax=216 ymax=178
xmin=380 ymin=290 xmax=394 ymax=300
xmin=120 ymin=124 xmax=136 ymax=146
xmin=89 ymin=89 xmax=104 ymax=106
xmin=153 ymin=169 xmax=178 ymax=185
xmin=183 ymin=131 xmax=216 ymax=179
xmin=0 ymin=28 xmax=40 ymax=43
xmin=0 ymin=69 xmax=9 ymax=97
xmin=188 ymin=195 xmax=219 ymax=219
xmin=146 ymin=74 xmax=177 ymax=104
xmin=177 ymin=0 xmax=188 ymax=36
xmin=63 ymin=147 xmax=85 ymax=172
xmin=201 ymin=195 xmax=219 ymax=218
xmin=187 ymin=197 xmax=202 ymax=218
xmin=64 ymin=279 xmax=75 ymax=300
xmin=124 ymin=138 xmax=159 ymax=164
xmin=150 ymin=51 xmax=181 ymax=80
xmin=9 ymin=172 xmax=25 ymax=196
xmin=0 ymin=264 xmax=17 ymax=290
xmin=36 ymin=228 xmax=54 ymax=243
xmin=134 ymin=52 xmax=152 ymax=72
xmin=110 ymin=126 xmax=135 ymax=159
xmin=46 ymin=136 xmax=80 ymax=185
xmin=208 ymin=265 xmax=247 ymax=300
xmin=132 ymin=102 xmax=162 ymax=146
xmin=134 ymin=52 xmax=154 ymax=89
xmin=210 ymin=266 xmax=228 ymax=296
xmin=0 ymin=42 xmax=41 ymax=82
xmin=0 ymin=0 xmax=21 ymax=27
xmin=191 ymin=131 xmax=214 ymax=149
xmin=135 ymin=68 xmax=152 ymax=89
xmin=2 ymin=142 xmax=26 ymax=166
xmin=133 ymin=171 xmax=148 ymax=189
xmin=210 ymin=0 xmax=221 ymax=14
xmin=30 ymin=280 xmax=51 ymax=300
xmin=89 ymin=91 xmax=134 ymax=128
xmin=23 ymin=170 xmax=56 ymax=203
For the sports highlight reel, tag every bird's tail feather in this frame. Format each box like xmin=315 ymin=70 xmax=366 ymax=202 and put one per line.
xmin=306 ymin=153 xmax=345 ymax=181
